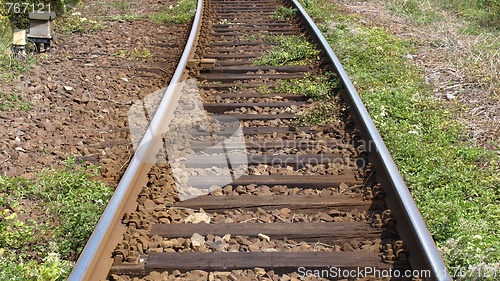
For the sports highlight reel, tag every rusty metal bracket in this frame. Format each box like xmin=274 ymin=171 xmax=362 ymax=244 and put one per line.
xmin=188 ymin=58 xmax=216 ymax=71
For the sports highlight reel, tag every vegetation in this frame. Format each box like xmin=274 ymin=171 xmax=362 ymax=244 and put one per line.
xmin=253 ymin=33 xmax=342 ymax=124
xmin=275 ymin=74 xmax=343 ymax=126
xmin=387 ymin=0 xmax=500 ymax=104
xmin=109 ymin=14 xmax=141 ymax=21
xmin=251 ymin=30 xmax=342 ymax=124
xmin=55 ymin=8 xmax=100 ymax=34
xmin=271 ymin=5 xmax=296 ymax=21
xmin=296 ymin=101 xmax=341 ymax=126
xmin=0 ymin=18 xmax=36 ymax=81
xmin=0 ymin=160 xmax=113 ymax=280
xmin=275 ymin=72 xmax=340 ymax=101
xmin=385 ymin=0 xmax=500 ymax=29
xmin=102 ymin=0 xmax=133 ymax=11
xmin=113 ymin=47 xmax=154 ymax=60
xmin=299 ymin=0 xmax=500 ymax=274
xmin=0 ymin=92 xmax=30 ymax=110
xmin=149 ymin=0 xmax=197 ymax=24
xmin=253 ymin=34 xmax=319 ymax=66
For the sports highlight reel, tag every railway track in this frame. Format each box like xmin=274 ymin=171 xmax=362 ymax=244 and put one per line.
xmin=69 ymin=0 xmax=452 ymax=280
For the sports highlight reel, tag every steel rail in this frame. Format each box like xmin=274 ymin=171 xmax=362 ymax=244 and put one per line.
xmin=289 ymin=0 xmax=452 ymax=280
xmin=67 ymin=0 xmax=204 ymax=279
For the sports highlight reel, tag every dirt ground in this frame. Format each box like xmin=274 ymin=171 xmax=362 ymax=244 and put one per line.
xmin=338 ymin=0 xmax=499 ymax=152
xmin=0 ymin=0 xmax=189 ymax=183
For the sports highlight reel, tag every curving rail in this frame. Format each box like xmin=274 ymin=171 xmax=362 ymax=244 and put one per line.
xmin=69 ymin=0 xmax=452 ymax=280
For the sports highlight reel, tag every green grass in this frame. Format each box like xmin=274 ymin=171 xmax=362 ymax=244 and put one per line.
xmin=253 ymin=33 xmax=341 ymax=123
xmin=104 ymin=0 xmax=133 ymax=10
xmin=296 ymin=101 xmax=342 ymax=126
xmin=0 ymin=20 xmax=36 ymax=82
xmin=276 ymin=72 xmax=340 ymax=101
xmin=55 ymin=8 xmax=101 ymax=34
xmin=385 ymin=0 xmax=442 ymax=25
xmin=388 ymin=0 xmax=500 ymax=103
xmin=385 ymin=0 xmax=500 ymax=29
xmin=0 ymin=160 xmax=113 ymax=280
xmin=0 ymin=93 xmax=31 ymax=111
xmin=271 ymin=5 xmax=297 ymax=21
xmin=149 ymin=0 xmax=197 ymax=24
xmin=253 ymin=33 xmax=341 ymax=126
xmin=299 ymin=0 xmax=500 ymax=273
xmin=275 ymin=73 xmax=343 ymax=125
xmin=253 ymin=34 xmax=319 ymax=66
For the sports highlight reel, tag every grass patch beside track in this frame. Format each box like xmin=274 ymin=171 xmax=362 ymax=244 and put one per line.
xmin=253 ymin=34 xmax=319 ymax=66
xmin=149 ymin=0 xmax=197 ymax=24
xmin=270 ymin=5 xmax=297 ymax=21
xmin=273 ymin=73 xmax=343 ymax=126
xmin=55 ymin=8 xmax=101 ymax=34
xmin=299 ymin=0 xmax=500 ymax=273
xmin=275 ymin=73 xmax=340 ymax=101
xmin=0 ymin=160 xmax=112 ymax=280
xmin=252 ymin=32 xmax=343 ymax=125
xmin=385 ymin=0 xmax=500 ymax=30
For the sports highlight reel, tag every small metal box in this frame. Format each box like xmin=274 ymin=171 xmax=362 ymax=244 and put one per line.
xmin=27 ymin=12 xmax=56 ymax=52
xmin=28 ymin=12 xmax=56 ymax=38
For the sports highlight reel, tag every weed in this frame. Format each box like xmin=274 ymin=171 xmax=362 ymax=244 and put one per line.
xmin=124 ymin=14 xmax=140 ymax=21
xmin=242 ymin=33 xmax=276 ymax=42
xmin=386 ymin=0 xmax=500 ymax=29
xmin=110 ymin=1 xmax=132 ymax=10
xmin=0 ymin=93 xmax=31 ymax=111
xmin=109 ymin=14 xmax=141 ymax=21
xmin=253 ymin=34 xmax=319 ymax=66
xmin=217 ymin=19 xmax=228 ymax=25
xmin=295 ymin=101 xmax=341 ymax=126
xmin=386 ymin=1 xmax=499 ymax=146
xmin=278 ymin=72 xmax=342 ymax=125
xmin=227 ymin=84 xmax=248 ymax=93
xmin=299 ymin=0 xmax=339 ymax=19
xmin=113 ymin=48 xmax=154 ymax=60
xmin=275 ymin=72 xmax=342 ymax=126
xmin=385 ymin=0 xmax=441 ymax=25
xmin=131 ymin=48 xmax=154 ymax=60
xmin=275 ymin=72 xmax=340 ymax=101
xmin=94 ymin=0 xmax=134 ymax=11
xmin=299 ymin=0 xmax=500 ymax=270
xmin=113 ymin=49 xmax=127 ymax=58
xmin=256 ymin=85 xmax=272 ymax=95
xmin=55 ymin=9 xmax=101 ymax=34
xmin=0 ymin=159 xmax=113 ymax=279
xmin=0 ymin=248 xmax=74 ymax=281
xmin=0 ymin=20 xmax=36 ymax=81
xmin=271 ymin=6 xmax=297 ymax=21
xmin=149 ymin=0 xmax=197 ymax=24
